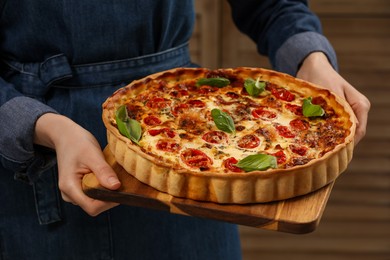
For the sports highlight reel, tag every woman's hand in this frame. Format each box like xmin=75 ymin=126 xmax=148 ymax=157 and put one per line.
xmin=297 ymin=52 xmax=370 ymax=145
xmin=34 ymin=113 xmax=121 ymax=216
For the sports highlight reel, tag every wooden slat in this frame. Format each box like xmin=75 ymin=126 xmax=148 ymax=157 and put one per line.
xmin=361 ymin=124 xmax=390 ymax=140
xmin=336 ymin=171 xmax=390 ymax=190
xmin=310 ymin=0 xmax=390 ymax=16
xmin=323 ymin=204 xmax=390 ymax=221
xmin=321 ymin=18 xmax=390 ymax=36
xmin=241 ymin=220 xmax=390 ymax=238
xmin=240 ymin=252 xmax=390 ymax=260
xmin=329 ymin=187 xmax=390 ymax=206
xmin=240 ymin=235 xmax=390 ymax=254
xmin=350 ymin=90 xmax=390 ymax=107
xmin=341 ymin=72 xmax=390 ymax=90
xmin=364 ymin=106 xmax=390 ymax=123
xmin=330 ymin=37 xmax=390 ymax=54
xmin=337 ymin=54 xmax=390 ymax=71
xmin=189 ymin=0 xmax=221 ymax=69
xmin=352 ymin=139 xmax=390 ymax=157
xmin=189 ymin=16 xmax=201 ymax=64
xmin=241 ymin=214 xmax=390 ymax=254
xmin=220 ymin=2 xmax=271 ymax=69
xmin=346 ymin=157 xmax=390 ymax=174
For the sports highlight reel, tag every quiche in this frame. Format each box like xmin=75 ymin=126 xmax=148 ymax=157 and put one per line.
xmin=102 ymin=67 xmax=356 ymax=203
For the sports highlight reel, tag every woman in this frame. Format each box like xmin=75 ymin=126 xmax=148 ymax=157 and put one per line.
xmin=0 ymin=1 xmax=369 ymax=259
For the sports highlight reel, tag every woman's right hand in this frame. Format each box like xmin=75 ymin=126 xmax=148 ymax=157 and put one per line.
xmin=34 ymin=113 xmax=121 ymax=216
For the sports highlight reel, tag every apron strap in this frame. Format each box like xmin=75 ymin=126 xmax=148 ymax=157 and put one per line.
xmin=32 ymin=167 xmax=62 ymax=225
xmin=3 ymin=53 xmax=73 ymax=97
xmin=57 ymin=42 xmax=191 ymax=87
xmin=3 ymin=42 xmax=190 ymax=90
xmin=39 ymin=54 xmax=73 ymax=86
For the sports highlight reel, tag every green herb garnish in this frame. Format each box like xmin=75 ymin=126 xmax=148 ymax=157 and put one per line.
xmin=211 ymin=108 xmax=236 ymax=135
xmin=196 ymin=77 xmax=230 ymax=88
xmin=235 ymin=154 xmax=277 ymax=172
xmin=302 ymin=97 xmax=325 ymax=117
xmin=244 ymin=77 xmax=266 ymax=97
xmin=115 ymin=105 xmax=142 ymax=144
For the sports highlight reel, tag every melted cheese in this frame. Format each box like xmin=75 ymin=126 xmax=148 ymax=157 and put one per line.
xmin=134 ymin=78 xmax=342 ymax=173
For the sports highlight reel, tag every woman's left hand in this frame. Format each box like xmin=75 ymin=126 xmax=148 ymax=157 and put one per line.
xmin=297 ymin=52 xmax=370 ymax=145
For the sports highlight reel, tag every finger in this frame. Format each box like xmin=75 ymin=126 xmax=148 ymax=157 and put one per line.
xmin=351 ymin=103 xmax=369 ymax=145
xmin=344 ymin=86 xmax=371 ymax=145
xmin=82 ymin=147 xmax=121 ymax=190
xmin=80 ymin=199 xmax=119 ymax=217
xmin=61 ymin=193 xmax=76 ymax=204
xmin=61 ymin=181 xmax=119 ymax=216
xmin=89 ymin=159 xmax=121 ymax=190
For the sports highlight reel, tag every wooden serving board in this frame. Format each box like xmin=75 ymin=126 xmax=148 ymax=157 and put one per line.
xmin=82 ymin=147 xmax=334 ymax=234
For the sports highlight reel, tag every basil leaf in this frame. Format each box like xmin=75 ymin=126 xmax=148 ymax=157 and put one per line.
xmin=211 ymin=108 xmax=236 ymax=134
xmin=244 ymin=77 xmax=266 ymax=97
xmin=127 ymin=119 xmax=142 ymax=144
xmin=196 ymin=77 xmax=230 ymax=88
xmin=115 ymin=105 xmax=142 ymax=144
xmin=302 ymin=97 xmax=325 ymax=117
xmin=116 ymin=104 xmax=128 ymax=122
xmin=235 ymin=154 xmax=277 ymax=172
xmin=115 ymin=105 xmax=131 ymax=138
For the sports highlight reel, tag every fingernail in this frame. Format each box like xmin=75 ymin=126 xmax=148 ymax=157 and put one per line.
xmin=108 ymin=176 xmax=120 ymax=186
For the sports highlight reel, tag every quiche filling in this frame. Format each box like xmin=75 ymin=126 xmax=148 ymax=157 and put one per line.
xmin=111 ymin=68 xmax=350 ymax=173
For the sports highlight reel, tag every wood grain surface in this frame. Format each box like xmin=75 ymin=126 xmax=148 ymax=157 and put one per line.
xmin=82 ymin=147 xmax=334 ymax=234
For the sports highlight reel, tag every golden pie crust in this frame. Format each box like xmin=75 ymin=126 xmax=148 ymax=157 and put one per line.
xmin=102 ymin=67 xmax=356 ymax=203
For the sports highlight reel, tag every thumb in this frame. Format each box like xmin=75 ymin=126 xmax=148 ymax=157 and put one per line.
xmin=91 ymin=161 xmax=121 ymax=190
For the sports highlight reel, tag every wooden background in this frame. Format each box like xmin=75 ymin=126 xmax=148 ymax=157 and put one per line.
xmin=190 ymin=1 xmax=390 ymax=259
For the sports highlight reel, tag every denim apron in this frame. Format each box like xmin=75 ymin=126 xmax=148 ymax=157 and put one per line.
xmin=0 ymin=44 xmax=241 ymax=260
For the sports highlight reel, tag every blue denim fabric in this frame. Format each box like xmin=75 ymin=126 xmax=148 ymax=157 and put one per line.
xmin=0 ymin=0 xmax=195 ymax=64
xmin=227 ymin=0 xmax=337 ymax=73
xmin=1 ymin=171 xmax=241 ymax=260
xmin=275 ymin=31 xmax=338 ymax=76
xmin=0 ymin=44 xmax=242 ymax=259
xmin=0 ymin=0 xmax=196 ymax=175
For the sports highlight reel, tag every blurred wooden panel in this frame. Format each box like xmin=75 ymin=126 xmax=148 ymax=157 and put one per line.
xmin=323 ymin=203 xmax=390 ymax=221
xmin=189 ymin=0 xmax=221 ymax=69
xmin=367 ymin=106 xmax=390 ymax=123
xmin=240 ymin=228 xmax=390 ymax=250
xmin=220 ymin=2 xmax=271 ymax=69
xmin=364 ymin=124 xmax=390 ymax=140
xmin=347 ymin=157 xmax=390 ymax=173
xmin=353 ymin=90 xmax=389 ymax=109
xmin=310 ymin=0 xmax=390 ymax=16
xmin=254 ymin=220 xmax=390 ymax=242
xmin=239 ymin=251 xmax=389 ymax=260
xmin=352 ymin=139 xmax=390 ymax=156
xmin=343 ymin=72 xmax=390 ymax=90
xmin=338 ymin=54 xmax=390 ymax=71
xmin=335 ymin=171 xmax=390 ymax=189
xmin=321 ymin=18 xmax=390 ymax=36
xmin=329 ymin=186 xmax=390 ymax=206
xmin=329 ymin=38 xmax=390 ymax=54
xmin=240 ymin=236 xmax=390 ymax=252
